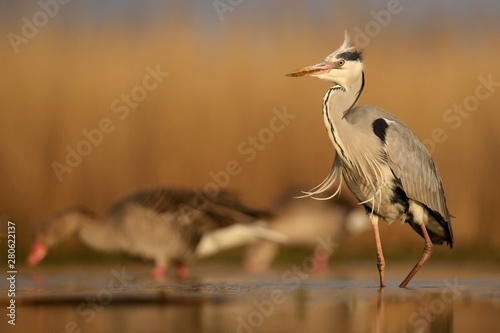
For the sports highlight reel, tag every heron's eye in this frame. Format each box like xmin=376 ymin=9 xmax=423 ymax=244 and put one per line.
xmin=338 ymin=59 xmax=345 ymax=67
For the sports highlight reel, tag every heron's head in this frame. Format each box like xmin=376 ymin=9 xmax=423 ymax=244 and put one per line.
xmin=286 ymin=32 xmax=363 ymax=89
xmin=26 ymin=206 xmax=96 ymax=266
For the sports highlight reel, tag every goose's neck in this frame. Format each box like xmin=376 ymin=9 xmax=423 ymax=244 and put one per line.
xmin=78 ymin=217 xmax=123 ymax=253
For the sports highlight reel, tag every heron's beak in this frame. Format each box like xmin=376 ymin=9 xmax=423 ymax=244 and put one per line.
xmin=26 ymin=240 xmax=48 ymax=266
xmin=286 ymin=61 xmax=335 ymax=77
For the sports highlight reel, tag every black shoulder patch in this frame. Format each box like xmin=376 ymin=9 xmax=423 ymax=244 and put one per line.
xmin=372 ymin=118 xmax=389 ymax=143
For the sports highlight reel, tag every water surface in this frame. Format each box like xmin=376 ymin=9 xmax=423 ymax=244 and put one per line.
xmin=2 ymin=263 xmax=499 ymax=333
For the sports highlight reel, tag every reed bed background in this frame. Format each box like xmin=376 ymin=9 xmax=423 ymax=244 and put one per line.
xmin=1 ymin=1 xmax=499 ymax=262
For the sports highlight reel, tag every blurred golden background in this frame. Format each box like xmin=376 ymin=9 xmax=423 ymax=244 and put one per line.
xmin=1 ymin=1 xmax=499 ymax=262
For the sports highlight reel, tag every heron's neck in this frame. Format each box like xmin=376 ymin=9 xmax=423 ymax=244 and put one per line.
xmin=322 ymin=74 xmax=364 ymax=162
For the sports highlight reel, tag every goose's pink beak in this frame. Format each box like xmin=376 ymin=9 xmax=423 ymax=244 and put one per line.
xmin=26 ymin=240 xmax=48 ymax=266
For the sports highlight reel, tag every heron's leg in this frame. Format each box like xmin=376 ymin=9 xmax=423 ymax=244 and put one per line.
xmin=399 ymin=223 xmax=433 ymax=288
xmin=370 ymin=215 xmax=385 ymax=288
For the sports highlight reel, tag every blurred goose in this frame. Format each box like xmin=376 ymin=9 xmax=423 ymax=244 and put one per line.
xmin=27 ymin=187 xmax=283 ymax=278
xmin=244 ymin=194 xmax=371 ymax=272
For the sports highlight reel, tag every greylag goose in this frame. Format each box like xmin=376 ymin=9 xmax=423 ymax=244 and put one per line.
xmin=27 ymin=187 xmax=282 ymax=278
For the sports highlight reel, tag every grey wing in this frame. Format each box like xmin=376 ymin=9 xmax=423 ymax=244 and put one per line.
xmin=110 ymin=187 xmax=272 ymax=236
xmin=384 ymin=120 xmax=450 ymax=222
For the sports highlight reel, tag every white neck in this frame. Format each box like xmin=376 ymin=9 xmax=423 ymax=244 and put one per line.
xmin=322 ymin=73 xmax=391 ymax=211
xmin=322 ymin=75 xmax=364 ymax=164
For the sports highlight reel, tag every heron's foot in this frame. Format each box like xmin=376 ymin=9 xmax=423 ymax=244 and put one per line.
xmin=377 ymin=261 xmax=386 ymax=288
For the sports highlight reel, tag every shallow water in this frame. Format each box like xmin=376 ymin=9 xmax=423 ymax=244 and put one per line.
xmin=1 ymin=263 xmax=499 ymax=333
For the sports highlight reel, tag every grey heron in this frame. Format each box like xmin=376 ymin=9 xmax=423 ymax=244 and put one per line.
xmin=27 ymin=187 xmax=283 ymax=279
xmin=286 ymin=33 xmax=453 ymax=288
